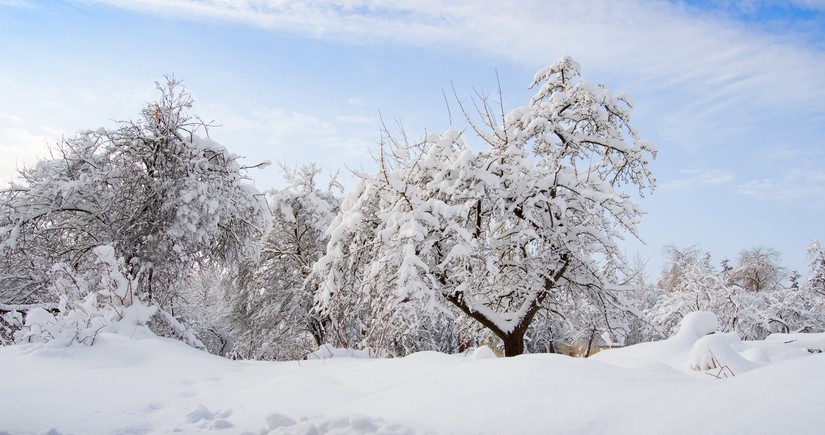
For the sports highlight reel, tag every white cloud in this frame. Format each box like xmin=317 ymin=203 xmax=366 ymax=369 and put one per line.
xmin=84 ymin=1 xmax=825 ymax=152
xmin=788 ymin=0 xmax=825 ymax=11
xmin=0 ymin=120 xmax=63 ymax=185
xmin=660 ymin=168 xmax=735 ymax=191
xmin=738 ymin=169 xmax=825 ymax=205
xmin=0 ymin=0 xmax=31 ymax=7
xmin=196 ymin=101 xmax=377 ymax=188
xmin=346 ymin=97 xmax=366 ymax=106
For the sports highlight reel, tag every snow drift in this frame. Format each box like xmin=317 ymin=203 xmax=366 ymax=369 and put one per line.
xmin=1 ymin=311 xmax=824 ymax=434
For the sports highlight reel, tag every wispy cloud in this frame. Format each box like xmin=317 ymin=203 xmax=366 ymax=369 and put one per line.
xmin=0 ymin=0 xmax=31 ymax=8
xmin=738 ymin=169 xmax=825 ymax=205
xmin=196 ymin=101 xmax=377 ymax=186
xmin=786 ymin=0 xmax=825 ymax=12
xmin=85 ymin=1 xmax=825 ymax=152
xmin=660 ymin=168 xmax=735 ymax=191
xmin=0 ymin=112 xmax=63 ymax=184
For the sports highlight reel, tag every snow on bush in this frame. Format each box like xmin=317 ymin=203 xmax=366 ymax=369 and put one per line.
xmin=13 ymin=245 xmax=156 ymax=346
xmin=469 ymin=345 xmax=497 ymax=359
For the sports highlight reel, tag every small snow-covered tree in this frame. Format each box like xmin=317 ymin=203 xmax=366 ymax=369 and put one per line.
xmin=650 ymin=244 xmax=822 ymax=340
xmin=729 ymin=247 xmax=784 ymax=292
xmin=807 ymin=241 xmax=825 ymax=296
xmin=658 ymin=245 xmax=703 ymax=293
xmin=230 ymin=163 xmax=341 ymax=360
xmin=648 ymin=247 xmax=733 ymax=337
xmin=314 ymin=56 xmax=656 ymax=356
xmin=0 ymin=77 xmax=269 ymax=345
xmin=176 ymin=266 xmax=236 ymax=355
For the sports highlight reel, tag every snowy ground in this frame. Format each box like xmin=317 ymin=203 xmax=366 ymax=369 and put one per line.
xmin=2 ymin=312 xmax=824 ymax=434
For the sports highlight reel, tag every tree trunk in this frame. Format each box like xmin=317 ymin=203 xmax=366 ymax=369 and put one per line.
xmin=585 ymin=327 xmax=596 ymax=357
xmin=501 ymin=330 xmax=526 ymax=357
xmin=441 ymin=257 xmax=568 ymax=358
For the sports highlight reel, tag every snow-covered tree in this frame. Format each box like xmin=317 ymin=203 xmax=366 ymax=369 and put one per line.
xmin=314 ymin=56 xmax=656 ymax=356
xmin=230 ymin=163 xmax=341 ymax=360
xmin=807 ymin=241 xmax=825 ymax=296
xmin=176 ymin=266 xmax=236 ymax=355
xmin=729 ymin=247 xmax=784 ymax=292
xmin=648 ymin=247 xmax=733 ymax=336
xmin=0 ymin=77 xmax=269 ymax=345
xmin=658 ymin=245 xmax=704 ymax=293
xmin=650 ymin=244 xmax=824 ymax=340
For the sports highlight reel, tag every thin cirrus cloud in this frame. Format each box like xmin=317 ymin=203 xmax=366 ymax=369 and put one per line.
xmin=738 ymin=169 xmax=825 ymax=205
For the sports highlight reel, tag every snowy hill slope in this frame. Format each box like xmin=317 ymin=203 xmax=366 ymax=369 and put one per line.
xmin=1 ymin=312 xmax=824 ymax=434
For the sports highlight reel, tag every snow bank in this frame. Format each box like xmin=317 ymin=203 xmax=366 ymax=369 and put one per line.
xmin=765 ymin=331 xmax=825 ymax=353
xmin=2 ymin=313 xmax=825 ymax=434
xmin=595 ymin=311 xmax=812 ymax=377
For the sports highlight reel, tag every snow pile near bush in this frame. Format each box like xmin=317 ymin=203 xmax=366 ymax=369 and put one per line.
xmin=593 ymin=311 xmax=813 ymax=377
xmin=2 ymin=311 xmax=825 ymax=434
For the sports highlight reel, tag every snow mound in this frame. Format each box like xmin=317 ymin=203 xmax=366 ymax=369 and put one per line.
xmin=593 ymin=311 xmax=720 ymax=369
xmin=675 ymin=311 xmax=717 ymax=340
xmin=263 ymin=413 xmax=422 ymax=434
xmin=470 ymin=345 xmax=497 ymax=359
xmin=765 ymin=332 xmax=825 ymax=353
xmin=688 ymin=332 xmax=807 ymax=376
xmin=596 ymin=311 xmax=813 ymax=376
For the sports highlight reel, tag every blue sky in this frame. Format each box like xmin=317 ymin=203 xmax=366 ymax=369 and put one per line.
xmin=1 ymin=0 xmax=823 ymax=278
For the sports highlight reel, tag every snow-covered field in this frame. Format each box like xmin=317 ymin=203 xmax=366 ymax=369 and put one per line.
xmin=2 ymin=312 xmax=824 ymax=435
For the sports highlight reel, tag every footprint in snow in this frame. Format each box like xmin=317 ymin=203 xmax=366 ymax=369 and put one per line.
xmin=183 ymin=405 xmax=234 ymax=430
xmin=262 ymin=412 xmax=425 ymax=434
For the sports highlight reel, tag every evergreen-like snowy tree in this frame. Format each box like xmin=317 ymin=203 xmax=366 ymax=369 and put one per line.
xmin=313 ymin=56 xmax=656 ymax=356
xmin=230 ymin=164 xmax=341 ymax=360
xmin=807 ymin=241 xmax=825 ymax=296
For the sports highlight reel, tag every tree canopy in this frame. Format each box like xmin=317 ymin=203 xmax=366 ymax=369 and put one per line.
xmin=313 ymin=56 xmax=657 ymax=356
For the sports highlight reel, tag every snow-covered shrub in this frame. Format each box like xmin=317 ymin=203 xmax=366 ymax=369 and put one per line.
xmin=0 ymin=77 xmax=268 ymax=347
xmin=14 ymin=246 xmax=156 ymax=346
xmin=0 ymin=309 xmax=22 ymax=345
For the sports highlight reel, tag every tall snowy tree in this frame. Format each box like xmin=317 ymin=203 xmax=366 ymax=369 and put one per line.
xmin=0 ymin=77 xmax=269 ymax=344
xmin=314 ymin=56 xmax=656 ymax=356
